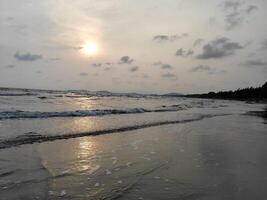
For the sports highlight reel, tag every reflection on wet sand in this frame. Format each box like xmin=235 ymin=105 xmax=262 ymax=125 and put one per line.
xmin=38 ymin=114 xmax=267 ymax=200
xmin=39 ymin=136 xmax=101 ymax=198
xmin=0 ymin=114 xmax=266 ymax=200
xmin=38 ymin=125 xmax=175 ymax=199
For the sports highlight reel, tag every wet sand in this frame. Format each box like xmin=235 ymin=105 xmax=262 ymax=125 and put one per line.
xmin=0 ymin=114 xmax=266 ymax=200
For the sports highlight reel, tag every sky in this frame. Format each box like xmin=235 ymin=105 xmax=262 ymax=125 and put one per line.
xmin=0 ymin=0 xmax=267 ymax=94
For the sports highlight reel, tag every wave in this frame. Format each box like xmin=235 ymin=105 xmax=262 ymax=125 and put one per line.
xmin=0 ymin=92 xmax=37 ymax=96
xmin=0 ymin=107 xmax=187 ymax=120
xmin=0 ymin=170 xmax=16 ymax=178
xmin=0 ymin=114 xmax=229 ymax=149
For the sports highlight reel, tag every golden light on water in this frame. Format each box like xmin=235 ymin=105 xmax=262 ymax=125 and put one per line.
xmin=81 ymin=41 xmax=99 ymax=56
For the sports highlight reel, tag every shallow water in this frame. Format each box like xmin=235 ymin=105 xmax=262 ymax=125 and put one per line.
xmin=0 ymin=89 xmax=266 ymax=199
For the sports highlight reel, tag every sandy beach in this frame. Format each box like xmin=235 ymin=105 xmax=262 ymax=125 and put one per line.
xmin=1 ymin=107 xmax=266 ymax=199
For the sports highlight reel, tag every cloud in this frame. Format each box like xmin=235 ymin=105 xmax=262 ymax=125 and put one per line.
xmin=225 ymin=12 xmax=241 ymax=30
xmin=161 ymin=72 xmax=176 ymax=78
xmin=244 ymin=60 xmax=267 ymax=67
xmin=6 ymin=64 xmax=16 ymax=68
xmin=6 ymin=16 xmax=14 ymax=21
xmin=92 ymin=62 xmax=113 ymax=67
xmin=119 ymin=56 xmax=134 ymax=64
xmin=186 ymin=49 xmax=194 ymax=56
xmin=14 ymin=51 xmax=42 ymax=61
xmin=223 ymin=1 xmax=241 ymax=10
xmin=246 ymin=5 xmax=258 ymax=14
xmin=193 ymin=39 xmax=205 ymax=47
xmin=190 ymin=65 xmax=227 ymax=75
xmin=175 ymin=48 xmax=194 ymax=57
xmin=175 ymin=48 xmax=186 ymax=56
xmin=91 ymin=63 xmax=102 ymax=67
xmin=153 ymin=62 xmax=173 ymax=70
xmin=223 ymin=1 xmax=242 ymax=30
xmin=130 ymin=66 xmax=139 ymax=72
xmin=197 ymin=37 xmax=243 ymax=59
xmin=153 ymin=33 xmax=188 ymax=42
xmin=222 ymin=1 xmax=258 ymax=30
xmin=190 ymin=65 xmax=211 ymax=72
xmin=153 ymin=35 xmax=168 ymax=41
xmin=79 ymin=72 xmax=88 ymax=77
xmin=161 ymin=64 xmax=172 ymax=69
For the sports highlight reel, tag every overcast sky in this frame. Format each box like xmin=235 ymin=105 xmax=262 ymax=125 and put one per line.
xmin=0 ymin=0 xmax=266 ymax=93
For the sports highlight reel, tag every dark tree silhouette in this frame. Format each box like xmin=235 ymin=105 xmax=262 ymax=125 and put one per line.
xmin=186 ymin=82 xmax=267 ymax=101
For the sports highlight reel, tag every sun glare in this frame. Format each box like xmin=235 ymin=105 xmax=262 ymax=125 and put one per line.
xmin=81 ymin=42 xmax=98 ymax=56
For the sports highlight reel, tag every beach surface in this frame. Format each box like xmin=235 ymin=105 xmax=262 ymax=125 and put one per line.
xmin=0 ymin=89 xmax=266 ymax=200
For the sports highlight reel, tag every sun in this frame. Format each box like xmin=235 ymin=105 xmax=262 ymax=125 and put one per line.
xmin=81 ymin=41 xmax=98 ymax=56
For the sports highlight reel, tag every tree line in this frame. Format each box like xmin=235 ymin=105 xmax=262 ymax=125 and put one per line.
xmin=186 ymin=82 xmax=267 ymax=101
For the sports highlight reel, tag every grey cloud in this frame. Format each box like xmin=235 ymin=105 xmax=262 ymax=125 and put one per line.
xmin=6 ymin=16 xmax=14 ymax=21
xmin=130 ymin=66 xmax=139 ymax=72
xmin=190 ymin=65 xmax=227 ymax=75
xmin=222 ymin=1 xmax=241 ymax=30
xmin=223 ymin=1 xmax=241 ymax=11
xmin=154 ymin=63 xmax=173 ymax=70
xmin=92 ymin=62 xmax=113 ymax=67
xmin=79 ymin=72 xmax=88 ymax=77
xmin=153 ymin=33 xmax=188 ymax=42
xmin=119 ymin=56 xmax=134 ymax=64
xmin=6 ymin=64 xmax=16 ymax=68
xmin=92 ymin=63 xmax=102 ymax=67
xmin=186 ymin=49 xmax=194 ymax=56
xmin=175 ymin=48 xmax=194 ymax=57
xmin=246 ymin=5 xmax=258 ymax=14
xmin=190 ymin=65 xmax=211 ymax=72
xmin=153 ymin=35 xmax=168 ymax=41
xmin=225 ymin=11 xmax=241 ymax=30
xmin=161 ymin=64 xmax=172 ymax=69
xmin=222 ymin=1 xmax=258 ymax=30
xmin=161 ymin=73 xmax=176 ymax=78
xmin=14 ymin=51 xmax=42 ymax=61
xmin=197 ymin=37 xmax=243 ymax=59
xmin=176 ymin=48 xmax=186 ymax=56
xmin=193 ymin=39 xmax=205 ymax=47
xmin=244 ymin=60 xmax=267 ymax=67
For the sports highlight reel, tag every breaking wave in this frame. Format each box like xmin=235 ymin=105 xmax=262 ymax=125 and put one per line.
xmin=0 ymin=107 xmax=188 ymax=120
